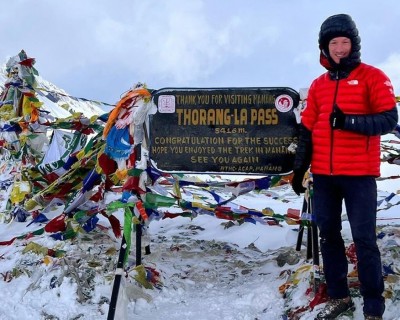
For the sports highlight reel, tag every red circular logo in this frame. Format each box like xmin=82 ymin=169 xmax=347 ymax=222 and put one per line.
xmin=275 ymin=94 xmax=293 ymax=112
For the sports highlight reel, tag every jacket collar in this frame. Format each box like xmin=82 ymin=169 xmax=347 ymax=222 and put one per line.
xmin=320 ymin=51 xmax=361 ymax=80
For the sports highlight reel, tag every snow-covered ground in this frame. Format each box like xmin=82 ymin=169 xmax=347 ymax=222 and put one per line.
xmin=1 ymin=55 xmax=400 ymax=319
xmin=0 ymin=153 xmax=400 ymax=319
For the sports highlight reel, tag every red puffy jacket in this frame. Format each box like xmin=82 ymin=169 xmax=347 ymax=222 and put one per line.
xmin=301 ymin=62 xmax=396 ymax=176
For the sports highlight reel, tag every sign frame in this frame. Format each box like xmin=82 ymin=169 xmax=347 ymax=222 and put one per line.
xmin=149 ymin=87 xmax=300 ymax=175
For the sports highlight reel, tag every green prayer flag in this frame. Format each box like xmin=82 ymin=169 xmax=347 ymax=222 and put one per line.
xmin=123 ymin=207 xmax=133 ymax=266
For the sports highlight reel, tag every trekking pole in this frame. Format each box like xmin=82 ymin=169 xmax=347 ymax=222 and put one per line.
xmin=107 ymin=234 xmax=127 ymax=320
xmin=294 ymin=173 xmax=321 ymax=293
xmin=135 ymin=218 xmax=142 ymax=267
xmin=295 ymin=198 xmax=308 ymax=252
xmin=309 ymin=181 xmax=319 ymax=265
xmin=303 ymin=189 xmax=313 ymax=260
xmin=295 ymin=173 xmax=312 ymax=257
xmin=108 ymin=202 xmax=146 ymax=319
xmin=308 ymin=180 xmax=321 ymax=293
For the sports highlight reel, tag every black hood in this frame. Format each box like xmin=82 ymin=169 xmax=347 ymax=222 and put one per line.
xmin=318 ymin=14 xmax=361 ymax=75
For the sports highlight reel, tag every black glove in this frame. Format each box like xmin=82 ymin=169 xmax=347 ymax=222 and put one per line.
xmin=330 ymin=104 xmax=346 ymax=129
xmin=291 ymin=169 xmax=307 ymax=195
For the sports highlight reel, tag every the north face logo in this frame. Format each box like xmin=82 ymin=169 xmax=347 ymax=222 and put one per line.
xmin=384 ymin=80 xmax=393 ymax=88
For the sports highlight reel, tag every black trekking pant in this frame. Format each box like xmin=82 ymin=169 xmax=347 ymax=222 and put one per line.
xmin=313 ymin=174 xmax=385 ymax=317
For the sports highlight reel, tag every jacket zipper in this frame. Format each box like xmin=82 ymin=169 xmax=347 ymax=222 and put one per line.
xmin=330 ymin=72 xmax=340 ymax=175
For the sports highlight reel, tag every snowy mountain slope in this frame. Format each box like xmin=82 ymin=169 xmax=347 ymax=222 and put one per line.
xmin=1 ymin=51 xmax=400 ymax=320
xmin=0 ymin=63 xmax=107 ymax=117
xmin=0 ymin=179 xmax=400 ymax=320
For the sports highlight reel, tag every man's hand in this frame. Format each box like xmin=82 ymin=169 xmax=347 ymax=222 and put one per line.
xmin=330 ymin=104 xmax=345 ymax=129
xmin=291 ymin=169 xmax=307 ymax=195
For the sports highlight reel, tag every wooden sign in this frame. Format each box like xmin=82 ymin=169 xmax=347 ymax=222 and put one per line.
xmin=149 ymin=87 xmax=300 ymax=175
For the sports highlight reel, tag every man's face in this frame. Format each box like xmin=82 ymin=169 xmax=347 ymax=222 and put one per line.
xmin=328 ymin=36 xmax=352 ymax=64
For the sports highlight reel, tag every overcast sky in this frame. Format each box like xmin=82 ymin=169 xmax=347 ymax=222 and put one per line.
xmin=1 ymin=0 xmax=400 ymax=107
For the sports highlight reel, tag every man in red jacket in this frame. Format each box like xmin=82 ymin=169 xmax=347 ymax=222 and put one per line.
xmin=291 ymin=14 xmax=398 ymax=320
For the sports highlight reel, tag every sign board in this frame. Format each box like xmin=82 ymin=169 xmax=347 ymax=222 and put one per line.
xmin=149 ymin=87 xmax=300 ymax=175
